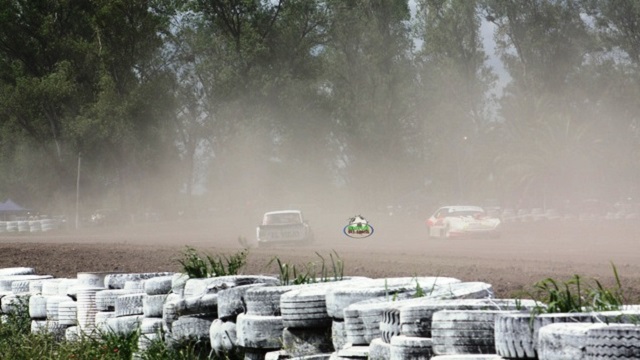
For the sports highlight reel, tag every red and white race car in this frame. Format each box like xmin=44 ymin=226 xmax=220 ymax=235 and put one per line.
xmin=426 ymin=205 xmax=501 ymax=238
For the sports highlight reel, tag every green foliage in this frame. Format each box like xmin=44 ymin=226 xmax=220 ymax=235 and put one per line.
xmin=0 ymin=302 xmax=245 ymax=359
xmin=268 ymin=250 xmax=345 ymax=286
xmin=177 ymin=246 xmax=249 ymax=278
xmin=528 ymin=263 xmax=626 ymax=315
xmin=0 ymin=307 xmax=138 ymax=360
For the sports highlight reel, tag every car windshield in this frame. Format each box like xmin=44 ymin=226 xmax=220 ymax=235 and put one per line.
xmin=264 ymin=213 xmax=300 ymax=225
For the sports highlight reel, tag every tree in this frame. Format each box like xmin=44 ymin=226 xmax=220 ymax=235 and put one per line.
xmin=413 ymin=0 xmax=496 ymax=202
xmin=0 ymin=0 xmax=177 ymax=216
xmin=322 ymin=0 xmax=416 ymax=207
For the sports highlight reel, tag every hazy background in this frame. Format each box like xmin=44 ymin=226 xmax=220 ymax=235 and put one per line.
xmin=1 ymin=0 xmax=639 ymax=226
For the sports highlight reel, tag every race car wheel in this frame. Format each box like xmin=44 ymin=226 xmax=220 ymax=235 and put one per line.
xmin=443 ymin=225 xmax=450 ymax=238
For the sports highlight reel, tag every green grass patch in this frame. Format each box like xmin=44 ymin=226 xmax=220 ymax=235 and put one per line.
xmin=268 ymin=250 xmax=344 ymax=285
xmin=177 ymin=246 xmax=249 ymax=278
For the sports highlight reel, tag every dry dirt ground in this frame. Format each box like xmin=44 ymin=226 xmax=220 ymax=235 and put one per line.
xmin=1 ymin=214 xmax=640 ymax=301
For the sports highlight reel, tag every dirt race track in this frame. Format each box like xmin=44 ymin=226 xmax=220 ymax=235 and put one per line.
xmin=1 ymin=214 xmax=640 ymax=301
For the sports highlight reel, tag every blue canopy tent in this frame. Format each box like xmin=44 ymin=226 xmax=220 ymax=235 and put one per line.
xmin=0 ymin=199 xmax=29 ymax=220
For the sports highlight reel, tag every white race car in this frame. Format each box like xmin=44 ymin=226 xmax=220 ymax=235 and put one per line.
xmin=256 ymin=210 xmax=314 ymax=247
xmin=426 ymin=205 xmax=501 ymax=238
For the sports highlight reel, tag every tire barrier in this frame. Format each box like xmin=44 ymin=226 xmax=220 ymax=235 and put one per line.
xmin=390 ymin=335 xmax=434 ymax=360
xmin=210 ymin=319 xmax=238 ymax=355
xmin=536 ymin=323 xmax=601 ymax=360
xmin=115 ymin=292 xmax=145 ymax=317
xmin=1 ymin=293 xmax=30 ymax=314
xmin=95 ymin=289 xmax=137 ymax=311
xmin=3 ymin=266 xmax=640 ymax=360
xmin=0 ymin=267 xmax=36 ymax=276
xmin=282 ymin=327 xmax=333 ymax=357
xmin=431 ymin=310 xmax=517 ymax=356
xmin=105 ymin=272 xmax=174 ymax=290
xmin=369 ymin=338 xmax=391 ymax=360
xmin=0 ymin=220 xmax=60 ymax=233
xmin=0 ymin=275 xmax=53 ymax=292
xmin=379 ymin=298 xmax=540 ymax=343
xmin=58 ymin=300 xmax=78 ymax=326
xmin=494 ymin=309 xmax=640 ymax=359
xmin=144 ymin=275 xmax=174 ymax=295
xmin=325 ymin=277 xmax=460 ymax=320
xmin=236 ymin=313 xmax=284 ymax=349
xmin=17 ymin=221 xmax=29 ymax=233
xmin=77 ymin=272 xmax=112 ymax=288
xmin=143 ymin=294 xmax=169 ymax=317
xmin=586 ymin=324 xmax=640 ymax=358
xmin=28 ymin=220 xmax=41 ymax=233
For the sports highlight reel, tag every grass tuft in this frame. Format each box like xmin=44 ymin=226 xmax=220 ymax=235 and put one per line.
xmin=177 ymin=246 xmax=249 ymax=278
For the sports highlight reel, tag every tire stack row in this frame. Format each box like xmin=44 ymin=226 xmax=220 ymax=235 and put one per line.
xmin=161 ymin=275 xmax=281 ymax=357
xmin=0 ymin=219 xmax=60 ymax=233
xmin=10 ymin=276 xmax=76 ymax=341
xmin=327 ymin=276 xmax=462 ymax=359
xmin=494 ymin=309 xmax=640 ymax=359
xmin=130 ymin=275 xmax=174 ymax=359
xmin=6 ymin=264 xmax=640 ymax=360
xmin=96 ymin=272 xmax=175 ymax=342
xmin=371 ymin=288 xmax=541 ymax=359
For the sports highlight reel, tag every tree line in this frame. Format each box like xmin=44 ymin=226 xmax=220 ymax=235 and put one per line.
xmin=1 ymin=0 xmax=639 ymax=219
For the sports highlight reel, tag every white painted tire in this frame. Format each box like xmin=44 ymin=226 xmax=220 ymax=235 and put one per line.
xmin=423 ymin=282 xmax=494 ymax=301
xmin=171 ymin=273 xmax=189 ymax=297
xmin=0 ymin=267 xmax=35 ymax=276
xmin=245 ymin=285 xmax=297 ymax=316
xmin=369 ymin=338 xmax=391 ymax=360
xmin=140 ymin=317 xmax=163 ymax=334
xmin=66 ymin=326 xmax=80 ymax=342
xmin=586 ymin=324 xmax=640 ymax=358
xmin=57 ymin=279 xmax=79 ymax=297
xmin=40 ymin=279 xmax=65 ymax=296
xmin=430 ymin=356 xmax=506 ymax=359
xmin=95 ymin=289 xmax=136 ymax=311
xmin=281 ymin=287 xmax=332 ymax=329
xmin=380 ymin=298 xmax=539 ymax=343
xmin=162 ymin=298 xmax=181 ymax=332
xmin=0 ymin=275 xmax=53 ymax=292
xmin=1 ymin=293 xmax=29 ymax=314
xmin=210 ymin=319 xmax=238 ymax=355
xmin=144 ymin=275 xmax=174 ymax=295
xmin=46 ymin=295 xmax=73 ymax=321
xmin=432 ymin=310 xmax=515 ymax=355
xmin=179 ymin=293 xmax=218 ymax=317
xmin=236 ymin=313 xmax=284 ymax=349
xmin=105 ymin=315 xmax=144 ymax=335
xmin=218 ymin=283 xmax=266 ymax=320
xmin=124 ymin=280 xmax=145 ymax=291
xmin=536 ymin=323 xmax=602 ymax=360
xmin=95 ymin=311 xmax=117 ymax=331
xmin=11 ymin=280 xmax=32 ymax=294
xmin=282 ymin=327 xmax=333 ymax=357
xmin=143 ymin=294 xmax=168 ymax=317
xmin=58 ymin=300 xmax=78 ymax=326
xmin=326 ymin=277 xmax=460 ymax=320
xmin=31 ymin=319 xmax=67 ymax=341
xmin=184 ymin=275 xmax=280 ymax=298
xmin=138 ymin=332 xmax=160 ymax=353
xmin=171 ymin=314 xmax=215 ymax=341
xmin=29 ymin=295 xmax=48 ymax=319
xmin=332 ymin=320 xmax=347 ymax=352
xmin=390 ymin=335 xmax=434 ymax=360
xmin=104 ymin=272 xmax=174 ymax=290
xmin=115 ymin=293 xmax=145 ymax=317
xmin=494 ymin=310 xmax=640 ymax=359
